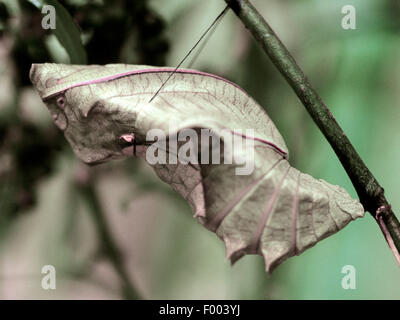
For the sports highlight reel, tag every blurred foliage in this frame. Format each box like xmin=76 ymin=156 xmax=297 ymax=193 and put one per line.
xmin=0 ymin=0 xmax=399 ymax=299
xmin=28 ymin=0 xmax=87 ymax=64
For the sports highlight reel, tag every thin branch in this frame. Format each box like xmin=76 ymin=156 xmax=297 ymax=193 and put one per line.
xmin=224 ymin=0 xmax=400 ymax=263
xmin=75 ymin=171 xmax=142 ymax=299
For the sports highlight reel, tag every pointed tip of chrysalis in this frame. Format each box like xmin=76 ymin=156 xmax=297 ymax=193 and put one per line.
xmin=223 ymin=237 xmax=246 ymax=265
xmin=261 ymin=244 xmax=291 ymax=274
xmin=319 ymin=180 xmax=365 ymax=220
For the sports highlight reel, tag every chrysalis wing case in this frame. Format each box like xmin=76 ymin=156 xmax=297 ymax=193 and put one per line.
xmin=30 ymin=63 xmax=364 ymax=272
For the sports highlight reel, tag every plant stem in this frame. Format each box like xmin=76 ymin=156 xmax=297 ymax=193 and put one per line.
xmin=77 ymin=177 xmax=141 ymax=299
xmin=224 ymin=0 xmax=400 ymax=261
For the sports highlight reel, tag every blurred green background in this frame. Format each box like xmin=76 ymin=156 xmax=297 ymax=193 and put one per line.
xmin=0 ymin=0 xmax=399 ymax=299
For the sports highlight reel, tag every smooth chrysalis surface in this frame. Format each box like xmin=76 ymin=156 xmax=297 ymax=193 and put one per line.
xmin=30 ymin=63 xmax=364 ymax=272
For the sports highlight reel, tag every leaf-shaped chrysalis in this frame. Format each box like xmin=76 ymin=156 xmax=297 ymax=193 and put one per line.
xmin=30 ymin=63 xmax=364 ymax=272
